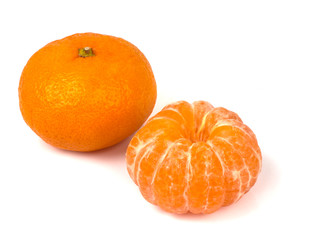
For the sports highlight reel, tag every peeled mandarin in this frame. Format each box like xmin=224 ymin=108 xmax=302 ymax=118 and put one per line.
xmin=126 ymin=100 xmax=262 ymax=214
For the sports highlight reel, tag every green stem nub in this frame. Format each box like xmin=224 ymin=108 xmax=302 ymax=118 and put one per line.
xmin=78 ymin=47 xmax=95 ymax=57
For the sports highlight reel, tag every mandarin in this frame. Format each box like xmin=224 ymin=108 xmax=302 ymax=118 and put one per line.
xmin=126 ymin=100 xmax=262 ymax=214
xmin=19 ymin=33 xmax=156 ymax=152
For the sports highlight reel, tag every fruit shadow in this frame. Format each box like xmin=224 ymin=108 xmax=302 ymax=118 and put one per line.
xmin=160 ymin=152 xmax=280 ymax=221
xmin=40 ymin=134 xmax=134 ymax=176
xmin=41 ymin=138 xmax=280 ymax=221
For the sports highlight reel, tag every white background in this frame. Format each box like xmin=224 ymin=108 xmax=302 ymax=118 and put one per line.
xmin=1 ymin=0 xmax=321 ymax=239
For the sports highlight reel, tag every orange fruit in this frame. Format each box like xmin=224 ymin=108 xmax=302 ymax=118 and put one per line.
xmin=19 ymin=33 xmax=156 ymax=152
xmin=126 ymin=100 xmax=262 ymax=214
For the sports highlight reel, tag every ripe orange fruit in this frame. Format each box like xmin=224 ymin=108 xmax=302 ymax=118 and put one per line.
xmin=19 ymin=33 xmax=156 ymax=152
xmin=126 ymin=101 xmax=262 ymax=214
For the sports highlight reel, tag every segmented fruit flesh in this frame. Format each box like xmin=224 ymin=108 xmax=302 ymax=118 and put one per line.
xmin=126 ymin=100 xmax=262 ymax=214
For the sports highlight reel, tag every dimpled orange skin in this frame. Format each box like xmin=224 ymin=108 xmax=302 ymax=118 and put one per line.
xmin=126 ymin=101 xmax=262 ymax=214
xmin=19 ymin=33 xmax=156 ymax=152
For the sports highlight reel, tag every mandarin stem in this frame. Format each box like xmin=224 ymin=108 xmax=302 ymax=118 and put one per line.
xmin=78 ymin=47 xmax=95 ymax=57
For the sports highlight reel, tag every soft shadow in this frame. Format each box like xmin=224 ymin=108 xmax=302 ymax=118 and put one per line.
xmin=166 ymin=152 xmax=280 ymax=221
xmin=40 ymin=136 xmax=280 ymax=221
xmin=39 ymin=133 xmax=135 ymax=174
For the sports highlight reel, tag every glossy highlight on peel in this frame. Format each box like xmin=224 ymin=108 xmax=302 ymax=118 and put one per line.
xmin=126 ymin=101 xmax=262 ymax=214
